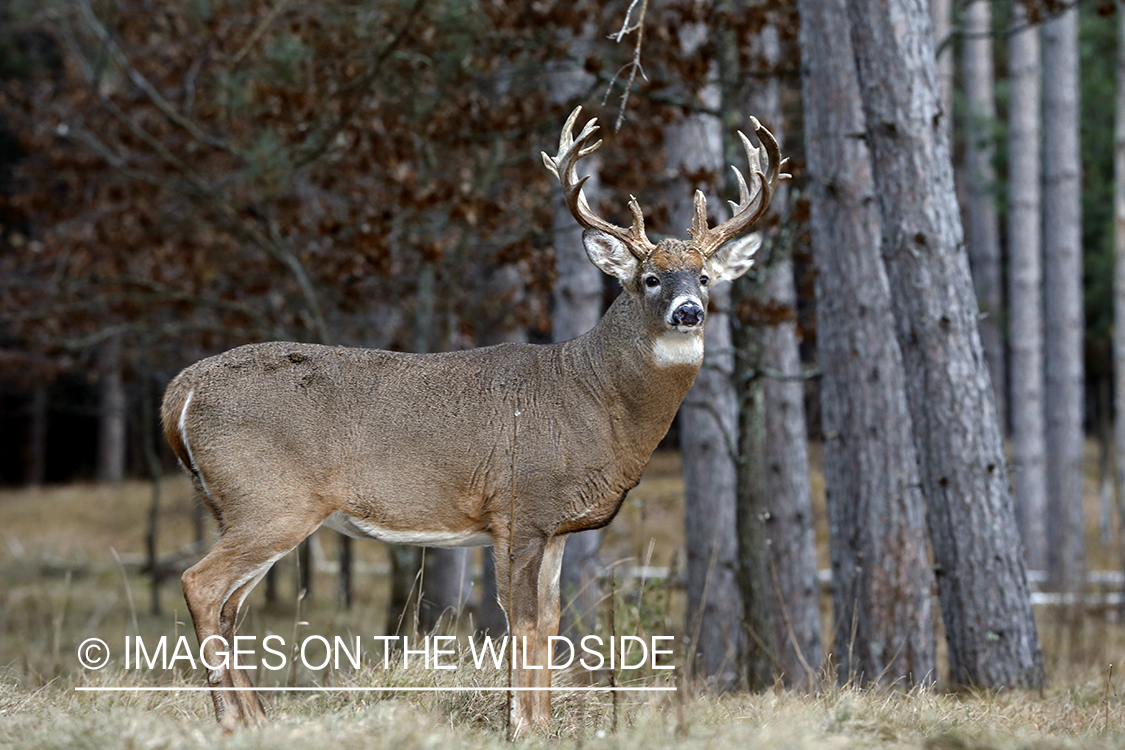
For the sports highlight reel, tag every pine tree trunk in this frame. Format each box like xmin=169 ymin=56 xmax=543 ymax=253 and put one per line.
xmin=421 ymin=547 xmax=472 ymax=631
xmin=845 ymin=0 xmax=1044 ymax=688
xmin=338 ymin=534 xmax=353 ymax=610
xmin=1115 ymin=0 xmax=1125 ymax=610
xmin=475 ymin=266 xmax=532 ymax=636
xmin=667 ymin=19 xmax=742 ymax=687
xmin=428 ymin=266 xmax=529 ymax=633
xmin=384 ymin=262 xmax=439 ymax=626
xmin=552 ymin=169 xmax=604 ymax=641
xmin=930 ymin=0 xmax=953 ymax=135
xmin=1007 ymin=0 xmax=1046 ymax=570
xmin=1042 ymin=3 xmax=1087 ymax=595
xmin=385 ymin=543 xmax=421 ymax=635
xmin=26 ymin=384 xmax=48 ymax=486
xmin=97 ymin=341 xmax=127 ymax=483
xmin=962 ymin=0 xmax=1006 ymax=433
xmin=723 ymin=0 xmax=821 ymax=690
xmin=799 ymin=0 xmax=935 ymax=686
xmin=477 ymin=547 xmax=508 ymax=637
xmin=549 ymin=76 xmax=604 ymax=641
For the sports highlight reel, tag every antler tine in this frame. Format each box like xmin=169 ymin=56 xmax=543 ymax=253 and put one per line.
xmin=690 ymin=117 xmax=787 ymax=259
xmin=542 ymin=106 xmax=655 ymax=260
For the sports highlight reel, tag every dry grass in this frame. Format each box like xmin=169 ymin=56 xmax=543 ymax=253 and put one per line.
xmin=3 ymin=444 xmax=1125 ymax=748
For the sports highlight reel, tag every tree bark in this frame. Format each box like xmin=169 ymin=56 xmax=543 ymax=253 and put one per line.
xmin=385 ymin=543 xmax=420 ymax=635
xmin=421 ymin=546 xmax=473 ymax=632
xmin=1007 ymin=0 xmax=1046 ymax=570
xmin=26 ymin=384 xmax=48 ymax=486
xmin=477 ymin=547 xmax=509 ymax=637
xmin=141 ymin=372 xmax=164 ymax=616
xmin=930 ymin=0 xmax=953 ymax=136
xmin=551 ymin=198 xmax=604 ymax=638
xmin=723 ymin=0 xmax=821 ymax=690
xmin=549 ymin=69 xmax=605 ymax=641
xmin=1115 ymin=0 xmax=1125 ymax=611
xmin=97 ymin=340 xmax=127 ymax=483
xmin=338 ymin=534 xmax=353 ymax=610
xmin=1042 ymin=3 xmax=1086 ymax=595
xmin=799 ymin=0 xmax=935 ymax=687
xmin=962 ymin=0 xmax=1006 ymax=433
xmin=667 ymin=19 xmax=742 ymax=689
xmin=845 ymin=0 xmax=1044 ymax=688
xmin=430 ymin=265 xmax=529 ymax=634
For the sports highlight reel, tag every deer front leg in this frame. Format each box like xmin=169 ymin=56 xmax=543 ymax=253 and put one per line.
xmin=531 ymin=535 xmax=567 ymax=727
xmin=492 ymin=529 xmax=549 ymax=735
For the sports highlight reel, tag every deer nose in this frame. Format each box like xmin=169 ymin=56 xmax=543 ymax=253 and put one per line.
xmin=670 ymin=300 xmax=704 ymax=328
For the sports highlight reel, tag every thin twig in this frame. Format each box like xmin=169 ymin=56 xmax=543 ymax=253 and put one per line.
xmin=604 ymin=0 xmax=649 ymax=132
xmin=76 ymin=0 xmax=239 ymax=157
xmin=767 ymin=552 xmax=816 ymax=691
xmin=231 ymin=0 xmax=294 ymax=66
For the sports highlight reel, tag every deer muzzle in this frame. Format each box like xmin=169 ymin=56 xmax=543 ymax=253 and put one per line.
xmin=670 ymin=299 xmax=705 ymax=329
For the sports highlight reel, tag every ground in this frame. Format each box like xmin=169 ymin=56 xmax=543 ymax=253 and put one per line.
xmin=2 ymin=445 xmax=1125 ymax=748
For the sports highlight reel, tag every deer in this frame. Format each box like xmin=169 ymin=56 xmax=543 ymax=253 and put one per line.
xmin=161 ymin=106 xmax=785 ymax=734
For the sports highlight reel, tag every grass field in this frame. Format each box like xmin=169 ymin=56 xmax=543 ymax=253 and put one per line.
xmin=3 ymin=447 xmax=1125 ymax=748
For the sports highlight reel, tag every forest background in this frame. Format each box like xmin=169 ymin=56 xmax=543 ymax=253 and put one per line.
xmin=2 ymin=0 xmax=1125 ymax=746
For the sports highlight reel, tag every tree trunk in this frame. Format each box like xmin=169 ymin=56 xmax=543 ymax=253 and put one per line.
xmin=666 ymin=19 xmax=742 ymax=688
xmin=799 ymin=0 xmax=935 ymax=687
xmin=1116 ymin=0 xmax=1125 ymax=613
xmin=421 ymin=546 xmax=473 ymax=632
xmin=722 ymin=0 xmax=821 ymax=690
xmin=26 ymin=384 xmax=48 ymax=486
xmin=551 ymin=138 xmax=604 ymax=644
xmin=298 ymin=537 xmax=314 ymax=602
xmin=478 ymin=547 xmax=509 ymax=637
xmin=930 ymin=0 xmax=953 ymax=136
xmin=547 ymin=42 xmax=606 ymax=643
xmin=429 ymin=265 xmax=529 ymax=634
xmin=387 ymin=261 xmax=437 ymax=628
xmin=1042 ymin=2 xmax=1086 ymax=595
xmin=97 ymin=340 xmax=127 ymax=483
xmin=845 ymin=0 xmax=1044 ymax=688
xmin=141 ymin=372 xmax=164 ymax=616
xmin=338 ymin=534 xmax=353 ymax=610
xmin=385 ymin=543 xmax=421 ymax=635
xmin=962 ymin=0 xmax=1006 ymax=434
xmin=1007 ymin=0 xmax=1046 ymax=570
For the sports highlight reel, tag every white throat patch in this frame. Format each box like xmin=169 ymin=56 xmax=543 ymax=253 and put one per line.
xmin=651 ymin=333 xmax=704 ymax=367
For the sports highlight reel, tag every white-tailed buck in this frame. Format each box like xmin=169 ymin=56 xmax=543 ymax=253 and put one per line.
xmin=162 ymin=106 xmax=785 ymax=733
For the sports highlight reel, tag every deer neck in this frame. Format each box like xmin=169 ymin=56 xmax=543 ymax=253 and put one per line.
xmin=565 ymin=292 xmax=702 ymax=456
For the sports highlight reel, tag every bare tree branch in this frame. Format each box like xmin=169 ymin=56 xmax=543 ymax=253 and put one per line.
xmin=604 ymin=0 xmax=649 ymax=132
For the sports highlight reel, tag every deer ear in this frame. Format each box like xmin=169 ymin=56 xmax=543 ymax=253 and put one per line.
xmin=706 ymin=233 xmax=761 ymax=281
xmin=583 ymin=229 xmax=639 ymax=280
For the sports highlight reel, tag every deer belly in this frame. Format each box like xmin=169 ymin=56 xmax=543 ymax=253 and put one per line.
xmin=322 ymin=511 xmax=493 ymax=548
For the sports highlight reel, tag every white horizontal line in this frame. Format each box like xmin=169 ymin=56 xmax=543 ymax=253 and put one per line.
xmin=75 ymin=686 xmax=676 ymax=693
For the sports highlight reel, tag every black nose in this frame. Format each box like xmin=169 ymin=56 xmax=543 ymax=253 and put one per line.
xmin=671 ymin=301 xmax=704 ymax=328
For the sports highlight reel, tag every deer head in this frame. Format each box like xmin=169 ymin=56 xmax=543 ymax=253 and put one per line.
xmin=542 ymin=106 xmax=788 ymax=343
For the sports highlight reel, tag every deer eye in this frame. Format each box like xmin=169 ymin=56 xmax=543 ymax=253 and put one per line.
xmin=700 ymin=275 xmax=710 ymax=287
xmin=644 ymin=275 xmax=660 ymax=289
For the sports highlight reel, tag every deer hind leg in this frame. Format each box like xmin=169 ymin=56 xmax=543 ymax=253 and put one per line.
xmin=182 ymin=511 xmax=322 ymax=730
xmin=492 ymin=529 xmax=548 ymax=735
xmin=215 ymin=555 xmax=282 ymax=721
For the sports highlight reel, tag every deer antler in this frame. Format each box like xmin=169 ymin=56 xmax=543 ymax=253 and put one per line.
xmin=542 ymin=107 xmax=656 ymax=260
xmin=688 ymin=117 xmax=790 ymax=259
